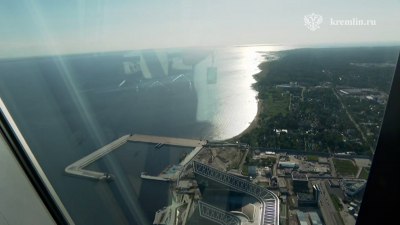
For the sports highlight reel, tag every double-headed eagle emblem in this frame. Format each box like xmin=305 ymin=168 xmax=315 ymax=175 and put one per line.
xmin=304 ymin=13 xmax=323 ymax=31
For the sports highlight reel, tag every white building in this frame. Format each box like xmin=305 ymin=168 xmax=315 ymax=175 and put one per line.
xmin=309 ymin=212 xmax=323 ymax=225
xmin=278 ymin=162 xmax=299 ymax=169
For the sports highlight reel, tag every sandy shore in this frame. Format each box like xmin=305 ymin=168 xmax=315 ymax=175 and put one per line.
xmin=224 ymin=99 xmax=263 ymax=142
xmin=223 ymin=60 xmax=269 ymax=143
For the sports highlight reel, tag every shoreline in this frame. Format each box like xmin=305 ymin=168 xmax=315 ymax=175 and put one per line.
xmin=224 ymin=99 xmax=263 ymax=142
xmin=223 ymin=64 xmax=269 ymax=143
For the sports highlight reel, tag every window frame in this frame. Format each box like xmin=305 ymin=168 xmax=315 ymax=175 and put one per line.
xmin=0 ymin=98 xmax=73 ymax=225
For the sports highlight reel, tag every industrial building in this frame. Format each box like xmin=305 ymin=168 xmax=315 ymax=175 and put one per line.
xmin=263 ymin=167 xmax=272 ymax=177
xmin=309 ymin=212 xmax=323 ymax=225
xmin=339 ymin=88 xmax=380 ymax=96
xmin=292 ymin=171 xmax=309 ymax=192
xmin=278 ymin=162 xmax=299 ymax=168
xmin=297 ymin=185 xmax=319 ymax=207
xmin=248 ymin=166 xmax=257 ymax=177
xmin=343 ymin=179 xmax=367 ymax=197
xmin=328 ymin=179 xmax=340 ymax=187
xmin=296 ymin=211 xmax=308 ymax=225
xmin=297 ymin=193 xmax=317 ymax=207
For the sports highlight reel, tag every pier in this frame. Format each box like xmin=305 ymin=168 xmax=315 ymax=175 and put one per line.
xmin=127 ymin=134 xmax=206 ymax=147
xmin=64 ymin=134 xmax=206 ymax=180
xmin=64 ymin=135 xmax=130 ymax=180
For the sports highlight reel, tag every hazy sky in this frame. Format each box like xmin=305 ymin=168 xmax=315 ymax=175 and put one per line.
xmin=1 ymin=0 xmax=399 ymax=58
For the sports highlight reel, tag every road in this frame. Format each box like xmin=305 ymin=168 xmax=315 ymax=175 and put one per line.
xmin=329 ymin=157 xmax=337 ymax=177
xmin=238 ymin=148 xmax=249 ymax=173
xmin=313 ymin=180 xmax=344 ymax=225
xmin=332 ymin=89 xmax=374 ymax=153
xmin=339 ymin=199 xmax=357 ymax=225
xmin=355 ymin=167 xmax=362 ymax=179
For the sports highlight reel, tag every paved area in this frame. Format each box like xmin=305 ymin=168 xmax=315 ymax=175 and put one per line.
xmin=314 ymin=180 xmax=344 ymax=225
xmin=339 ymin=199 xmax=357 ymax=225
xmin=329 ymin=158 xmax=337 ymax=177
xmin=353 ymin=158 xmax=371 ymax=168
xmin=179 ymin=147 xmax=203 ymax=166
xmin=355 ymin=167 xmax=363 ymax=178
xmin=324 ymin=179 xmax=344 ymax=199
xmin=238 ymin=148 xmax=249 ymax=172
xmin=288 ymin=209 xmax=299 ymax=225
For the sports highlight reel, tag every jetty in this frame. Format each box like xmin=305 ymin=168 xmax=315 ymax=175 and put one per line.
xmin=64 ymin=134 xmax=206 ymax=180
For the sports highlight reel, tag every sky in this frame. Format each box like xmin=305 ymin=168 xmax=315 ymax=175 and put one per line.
xmin=0 ymin=0 xmax=399 ymax=58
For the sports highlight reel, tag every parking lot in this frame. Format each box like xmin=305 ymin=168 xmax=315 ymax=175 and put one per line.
xmin=353 ymin=158 xmax=371 ymax=168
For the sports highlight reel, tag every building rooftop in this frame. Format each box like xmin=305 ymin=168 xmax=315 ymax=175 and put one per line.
xmin=278 ymin=161 xmax=298 ymax=168
xmin=292 ymin=171 xmax=308 ymax=181
xmin=177 ymin=180 xmax=191 ymax=189
xmin=329 ymin=179 xmax=340 ymax=186
xmin=248 ymin=166 xmax=257 ymax=175
xmin=309 ymin=212 xmax=323 ymax=225
xmin=296 ymin=211 xmax=308 ymax=225
xmin=297 ymin=193 xmax=315 ymax=201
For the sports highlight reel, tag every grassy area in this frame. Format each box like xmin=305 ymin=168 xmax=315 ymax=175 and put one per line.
xmin=333 ymin=159 xmax=358 ymax=177
xmin=242 ymin=164 xmax=249 ymax=175
xmin=358 ymin=167 xmax=370 ymax=179
xmin=306 ymin=155 xmax=319 ymax=162
xmin=261 ymin=87 xmax=289 ymax=118
xmin=330 ymin=194 xmax=343 ymax=211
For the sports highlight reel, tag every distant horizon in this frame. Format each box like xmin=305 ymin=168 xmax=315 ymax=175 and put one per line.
xmin=1 ymin=1 xmax=399 ymax=59
xmin=1 ymin=41 xmax=399 ymax=60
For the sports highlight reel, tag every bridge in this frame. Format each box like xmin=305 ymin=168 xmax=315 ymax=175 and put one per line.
xmin=193 ymin=161 xmax=279 ymax=225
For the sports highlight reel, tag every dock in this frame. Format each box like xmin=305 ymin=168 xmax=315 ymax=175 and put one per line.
xmin=127 ymin=134 xmax=206 ymax=147
xmin=64 ymin=135 xmax=130 ymax=180
xmin=64 ymin=134 xmax=206 ymax=180
xmin=141 ymin=173 xmax=170 ymax=182
xmin=179 ymin=147 xmax=203 ymax=166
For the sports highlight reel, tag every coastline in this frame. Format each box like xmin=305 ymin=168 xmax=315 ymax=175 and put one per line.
xmin=223 ymin=63 xmax=269 ymax=143
xmin=224 ymin=99 xmax=262 ymax=142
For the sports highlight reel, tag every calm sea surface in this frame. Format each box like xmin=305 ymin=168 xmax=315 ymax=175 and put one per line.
xmin=0 ymin=46 xmax=295 ymax=224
